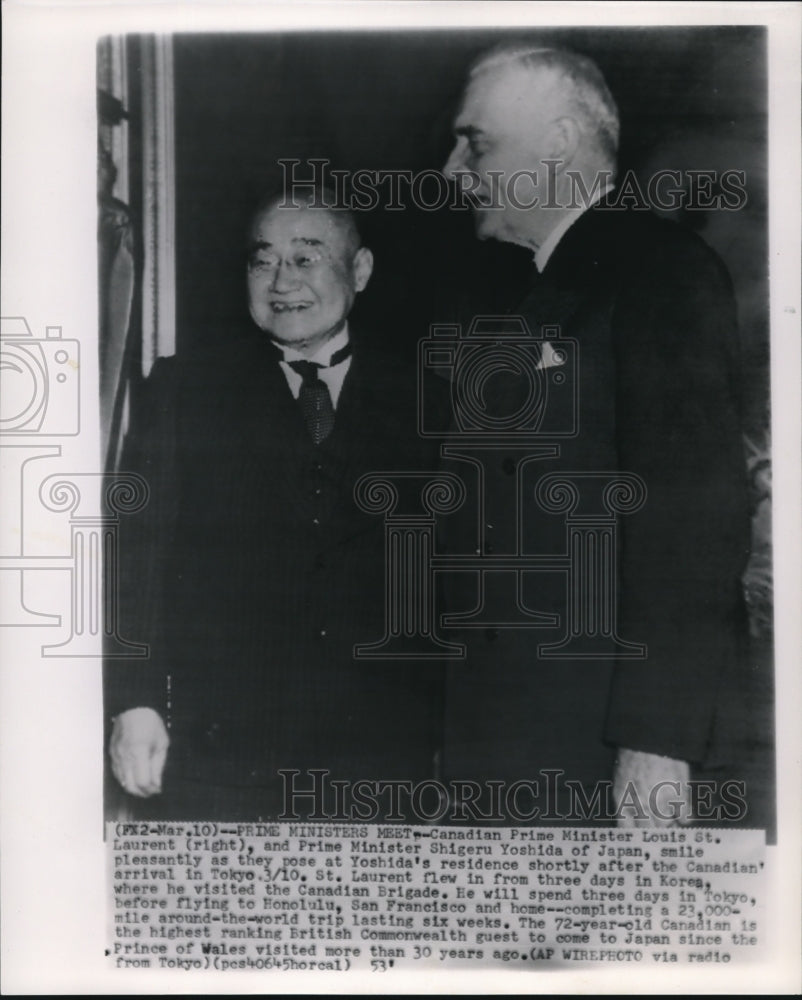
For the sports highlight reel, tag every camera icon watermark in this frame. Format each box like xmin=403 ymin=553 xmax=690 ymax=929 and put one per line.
xmin=419 ymin=315 xmax=578 ymax=442
xmin=0 ymin=316 xmax=146 ymax=656
xmin=0 ymin=317 xmax=80 ymax=436
xmin=356 ymin=313 xmax=647 ymax=661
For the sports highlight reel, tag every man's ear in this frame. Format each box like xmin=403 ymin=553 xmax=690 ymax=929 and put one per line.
xmin=546 ymin=116 xmax=581 ymax=171
xmin=352 ymin=247 xmax=374 ymax=292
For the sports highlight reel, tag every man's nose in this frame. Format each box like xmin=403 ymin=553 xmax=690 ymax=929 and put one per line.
xmin=443 ymin=140 xmax=466 ymax=180
xmin=269 ymin=260 xmax=300 ymax=292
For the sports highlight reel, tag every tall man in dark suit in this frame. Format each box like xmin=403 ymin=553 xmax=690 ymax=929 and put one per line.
xmin=107 ymin=190 xmax=444 ymax=820
xmin=439 ymin=44 xmax=751 ymax=824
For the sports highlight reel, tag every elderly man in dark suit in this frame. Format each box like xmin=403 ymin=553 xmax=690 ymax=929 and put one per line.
xmin=439 ymin=44 xmax=751 ymax=824
xmin=107 ymin=190 xmax=445 ymax=820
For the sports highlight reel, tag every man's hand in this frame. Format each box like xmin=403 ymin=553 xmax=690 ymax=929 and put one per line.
xmin=109 ymin=707 xmax=169 ymax=797
xmin=614 ymin=748 xmax=691 ymax=827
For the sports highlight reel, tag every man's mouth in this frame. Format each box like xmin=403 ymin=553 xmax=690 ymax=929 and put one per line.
xmin=271 ymin=301 xmax=313 ymax=313
xmin=473 ymin=190 xmax=496 ymax=209
xmin=455 ymin=187 xmax=484 ymax=210
xmin=461 ymin=190 xmax=495 ymax=213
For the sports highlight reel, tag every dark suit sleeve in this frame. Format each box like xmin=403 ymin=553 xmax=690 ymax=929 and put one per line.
xmin=604 ymin=228 xmax=750 ymax=763
xmin=104 ymin=357 xmax=178 ymax=721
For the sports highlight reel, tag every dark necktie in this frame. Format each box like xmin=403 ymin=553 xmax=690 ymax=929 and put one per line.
xmin=286 ymin=342 xmax=351 ymax=445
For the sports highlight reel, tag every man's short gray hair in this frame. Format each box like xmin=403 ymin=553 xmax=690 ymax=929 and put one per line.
xmin=470 ymin=43 xmax=620 ymax=168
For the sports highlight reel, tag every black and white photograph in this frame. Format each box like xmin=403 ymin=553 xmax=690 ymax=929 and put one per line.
xmin=1 ymin=1 xmax=800 ymax=993
xmin=103 ymin=25 xmax=773 ymax=828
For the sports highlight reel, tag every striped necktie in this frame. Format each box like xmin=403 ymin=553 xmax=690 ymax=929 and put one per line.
xmin=286 ymin=342 xmax=351 ymax=445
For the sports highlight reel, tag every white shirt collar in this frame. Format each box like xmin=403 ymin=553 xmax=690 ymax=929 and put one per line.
xmin=274 ymin=325 xmax=352 ymax=409
xmin=274 ymin=324 xmax=350 ymax=366
xmin=534 ymin=183 xmax=614 ymax=273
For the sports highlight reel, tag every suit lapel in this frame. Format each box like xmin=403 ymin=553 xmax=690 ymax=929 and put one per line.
xmin=516 ymin=206 xmax=611 ymax=331
xmin=321 ymin=344 xmax=420 ymax=549
xmin=323 ymin=351 xmax=375 ymax=470
xmin=234 ymin=338 xmax=319 ymax=508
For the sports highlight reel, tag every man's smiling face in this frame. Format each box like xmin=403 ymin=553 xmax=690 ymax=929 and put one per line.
xmin=246 ymin=202 xmax=372 ymax=355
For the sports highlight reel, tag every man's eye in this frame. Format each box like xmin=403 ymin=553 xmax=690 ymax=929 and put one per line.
xmin=250 ymin=255 xmax=279 ymax=270
xmin=295 ymin=251 xmax=322 ymax=267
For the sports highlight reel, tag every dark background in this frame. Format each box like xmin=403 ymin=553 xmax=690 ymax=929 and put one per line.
xmin=127 ymin=26 xmax=767 ymax=421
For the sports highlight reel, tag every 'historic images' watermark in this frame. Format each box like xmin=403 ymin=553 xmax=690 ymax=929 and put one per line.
xmin=278 ymin=159 xmax=749 ymax=214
